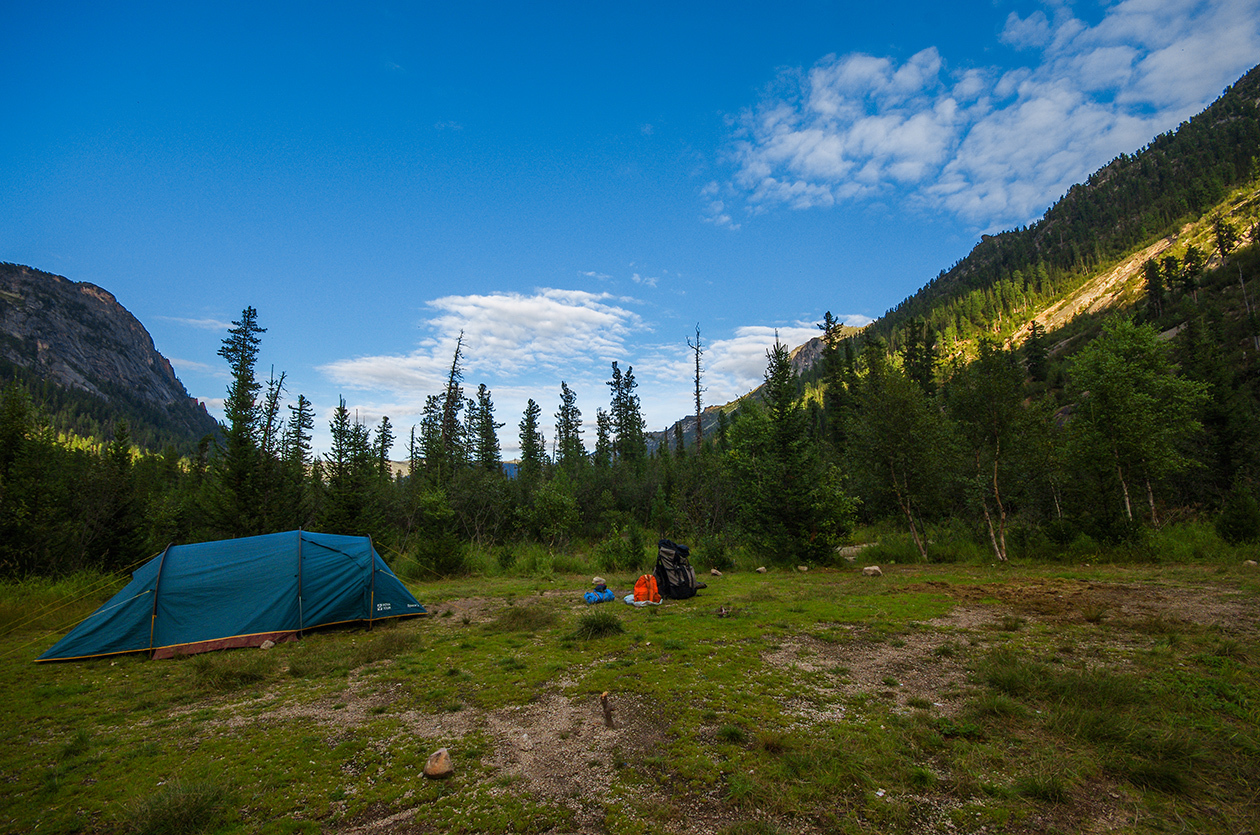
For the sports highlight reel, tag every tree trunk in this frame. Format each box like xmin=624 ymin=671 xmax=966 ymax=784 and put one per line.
xmin=1114 ymin=448 xmax=1133 ymax=521
xmin=891 ymin=463 xmax=928 ymax=561
xmin=990 ymin=443 xmax=1007 ymax=560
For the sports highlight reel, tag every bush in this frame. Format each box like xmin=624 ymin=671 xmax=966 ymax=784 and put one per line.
xmin=592 ymin=526 xmax=647 ymax=572
xmin=1216 ymin=483 xmax=1260 ymax=544
xmin=699 ymin=535 xmax=733 ymax=571
xmin=404 ymin=534 xmax=467 ymax=580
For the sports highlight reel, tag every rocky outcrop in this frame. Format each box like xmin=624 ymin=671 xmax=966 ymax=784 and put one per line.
xmin=0 ymin=261 xmax=216 ymax=441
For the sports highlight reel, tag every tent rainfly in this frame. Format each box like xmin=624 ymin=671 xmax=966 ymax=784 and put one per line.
xmin=38 ymin=530 xmax=426 ymax=661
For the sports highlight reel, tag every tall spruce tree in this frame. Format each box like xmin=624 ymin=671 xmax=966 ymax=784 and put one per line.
xmin=608 ymin=362 xmax=645 ymax=463
xmin=518 ymin=399 xmax=546 ymax=483
xmin=554 ymin=381 xmax=585 ymax=474
xmin=468 ymin=383 xmax=504 ymax=472
xmin=212 ymin=307 xmax=267 ymax=536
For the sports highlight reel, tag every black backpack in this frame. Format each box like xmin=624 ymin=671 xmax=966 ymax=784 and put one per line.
xmin=655 ymin=539 xmax=699 ymax=600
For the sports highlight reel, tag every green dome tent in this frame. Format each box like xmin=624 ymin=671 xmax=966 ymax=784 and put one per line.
xmin=38 ymin=530 xmax=426 ymax=661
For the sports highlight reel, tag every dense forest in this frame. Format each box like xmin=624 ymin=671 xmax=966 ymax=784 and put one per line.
xmin=1 ymin=209 xmax=1258 ymax=580
xmin=866 ymin=64 xmax=1260 ymax=357
xmin=3 ymin=67 xmax=1260 ymax=579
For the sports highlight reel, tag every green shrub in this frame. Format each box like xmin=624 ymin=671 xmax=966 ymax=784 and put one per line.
xmin=1216 ymin=483 xmax=1260 ymax=544
xmin=699 ymin=535 xmax=734 ymax=571
xmin=404 ymin=534 xmax=468 ymax=579
xmin=592 ymin=525 xmax=647 ymax=572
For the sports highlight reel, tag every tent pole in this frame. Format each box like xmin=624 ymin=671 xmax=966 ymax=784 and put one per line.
xmin=297 ymin=528 xmax=304 ymax=637
xmin=148 ymin=543 xmax=173 ymax=659
xmin=368 ymin=535 xmax=376 ymax=632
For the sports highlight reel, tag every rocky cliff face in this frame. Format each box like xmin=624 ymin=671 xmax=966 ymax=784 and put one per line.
xmin=0 ymin=262 xmax=216 ymax=440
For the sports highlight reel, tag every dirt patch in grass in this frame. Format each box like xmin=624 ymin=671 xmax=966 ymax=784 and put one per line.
xmin=907 ymin=578 xmax=1260 ymax=635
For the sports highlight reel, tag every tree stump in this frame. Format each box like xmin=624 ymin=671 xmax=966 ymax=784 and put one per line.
xmin=600 ymin=691 xmax=615 ymax=728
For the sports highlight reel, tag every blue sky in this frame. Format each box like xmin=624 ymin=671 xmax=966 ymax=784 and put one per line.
xmin=3 ymin=0 xmax=1257 ymax=458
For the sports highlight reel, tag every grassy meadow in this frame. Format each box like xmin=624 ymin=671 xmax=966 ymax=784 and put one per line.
xmin=1 ymin=528 xmax=1258 ymax=834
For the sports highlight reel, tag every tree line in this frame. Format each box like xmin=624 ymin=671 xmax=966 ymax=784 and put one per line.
xmin=2 ymin=234 xmax=1258 ymax=579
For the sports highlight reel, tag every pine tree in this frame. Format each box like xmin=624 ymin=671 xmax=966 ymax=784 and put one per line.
xmin=518 ymin=399 xmax=546 ymax=482
xmin=554 ymin=381 xmax=585 ymax=473
xmin=211 ymin=307 xmax=267 ymax=536
xmin=468 ymin=383 xmax=503 ymax=472
xmin=608 ymin=362 xmax=645 ymax=463
xmin=900 ymin=319 xmax=938 ymax=396
xmin=688 ymin=325 xmax=705 ymax=453
xmin=283 ymin=394 xmax=315 ymax=470
xmin=1024 ymin=321 xmax=1049 ymax=382
xmin=593 ymin=407 xmax=612 ymax=468
xmin=374 ymin=416 xmax=395 ymax=480
xmin=437 ymin=333 xmax=468 ymax=483
xmin=1143 ymin=259 xmax=1165 ymax=318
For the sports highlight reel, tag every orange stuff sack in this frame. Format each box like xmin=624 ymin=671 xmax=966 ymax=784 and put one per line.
xmin=633 ymin=573 xmax=661 ymax=604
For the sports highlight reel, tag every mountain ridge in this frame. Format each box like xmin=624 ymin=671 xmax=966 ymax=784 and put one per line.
xmin=0 ymin=262 xmax=219 ymax=450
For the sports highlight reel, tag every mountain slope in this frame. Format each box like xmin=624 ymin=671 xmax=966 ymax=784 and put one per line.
xmin=0 ymin=262 xmax=219 ymax=450
xmin=658 ymin=63 xmax=1260 ymax=440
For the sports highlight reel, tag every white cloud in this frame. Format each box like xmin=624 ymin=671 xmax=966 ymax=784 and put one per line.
xmin=722 ymin=0 xmax=1260 ymax=231
xmin=315 ymin=288 xmax=651 ymax=456
xmin=689 ymin=323 xmax=831 ymax=402
xmin=168 ymin=357 xmax=218 ymax=374
xmin=320 ymin=288 xmax=647 ymax=394
xmin=160 ymin=316 xmax=232 ymax=331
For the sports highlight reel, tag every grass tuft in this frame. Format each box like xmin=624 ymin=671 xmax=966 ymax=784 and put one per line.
xmin=120 ymin=778 xmax=232 ymax=835
xmin=572 ymin=611 xmax=624 ymax=640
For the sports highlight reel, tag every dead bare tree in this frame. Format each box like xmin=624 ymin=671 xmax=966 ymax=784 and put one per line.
xmin=687 ymin=325 xmax=705 ymax=453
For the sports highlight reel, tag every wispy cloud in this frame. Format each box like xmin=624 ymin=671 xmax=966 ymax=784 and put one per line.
xmin=320 ymin=288 xmax=647 ymax=395
xmin=168 ymin=357 xmax=218 ymax=375
xmin=159 ymin=315 xmax=231 ymax=331
xmin=717 ymin=0 xmax=1260 ymax=231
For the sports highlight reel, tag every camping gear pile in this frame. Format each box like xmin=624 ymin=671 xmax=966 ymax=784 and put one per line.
xmin=620 ymin=539 xmax=706 ymax=606
xmin=584 ymin=577 xmax=616 ymax=604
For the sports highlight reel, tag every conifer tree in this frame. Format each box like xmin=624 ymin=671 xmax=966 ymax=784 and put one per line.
xmin=283 ymin=394 xmax=314 ymax=470
xmin=554 ymin=381 xmax=585 ymax=473
xmin=608 ymin=362 xmax=645 ymax=463
xmin=1143 ymin=259 xmax=1165 ymax=318
xmin=593 ymin=407 xmax=612 ymax=468
xmin=688 ymin=325 xmax=705 ymax=453
xmin=518 ymin=399 xmax=546 ymax=482
xmin=1024 ymin=321 xmax=1049 ymax=382
xmin=374 ymin=416 xmax=395 ymax=480
xmin=211 ymin=307 xmax=267 ymax=536
xmin=468 ymin=383 xmax=503 ymax=472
